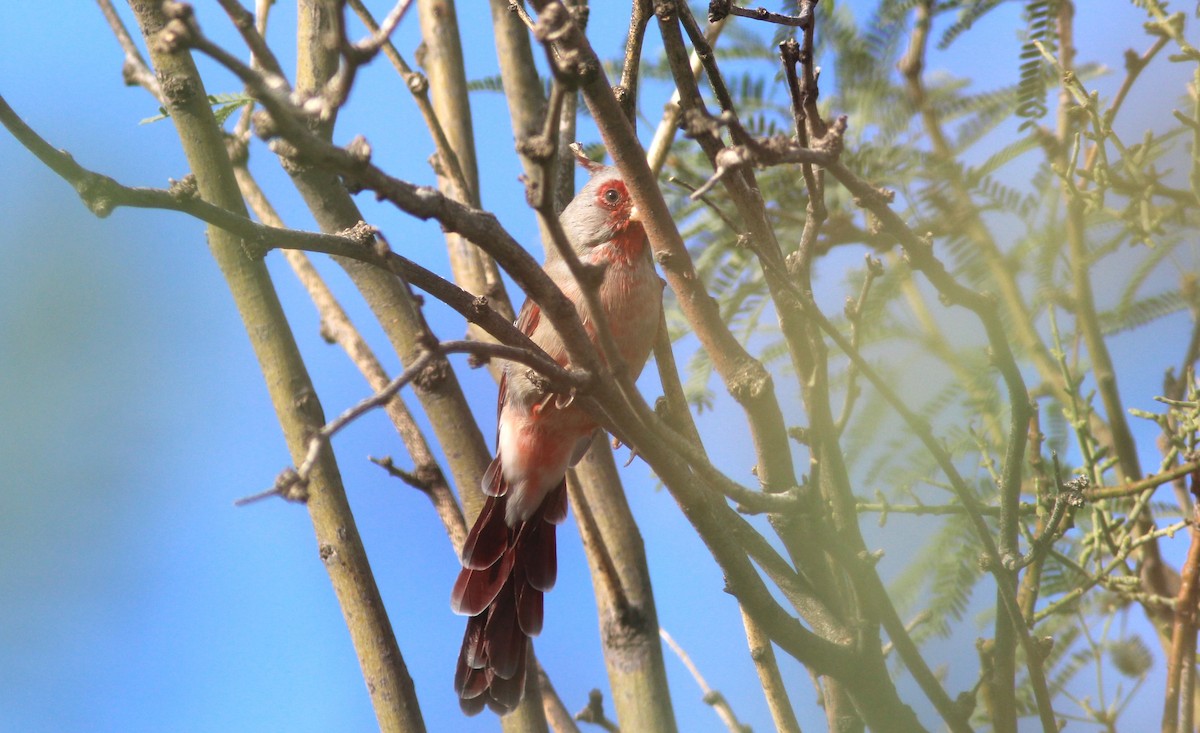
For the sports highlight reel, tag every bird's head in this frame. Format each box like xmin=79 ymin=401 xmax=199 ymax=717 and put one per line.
xmin=560 ymin=151 xmax=644 ymax=255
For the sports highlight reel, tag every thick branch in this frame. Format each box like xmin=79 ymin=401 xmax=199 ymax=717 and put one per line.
xmin=123 ymin=3 xmax=424 ymax=730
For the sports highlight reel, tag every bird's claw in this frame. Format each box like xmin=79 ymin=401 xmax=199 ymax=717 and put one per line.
xmin=622 ymin=446 xmax=641 ymax=468
xmin=610 ymin=436 xmax=640 ymax=467
xmin=533 ymin=386 xmax=577 ymax=415
xmin=554 ymin=388 xmax=577 ymax=410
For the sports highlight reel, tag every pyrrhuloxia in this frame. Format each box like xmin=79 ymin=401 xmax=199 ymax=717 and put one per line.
xmin=450 ymin=158 xmax=663 ymax=715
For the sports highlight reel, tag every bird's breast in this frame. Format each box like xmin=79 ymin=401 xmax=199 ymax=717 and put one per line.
xmin=597 ymin=257 xmax=663 ymax=374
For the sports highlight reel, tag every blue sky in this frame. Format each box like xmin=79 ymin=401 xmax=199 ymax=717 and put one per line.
xmin=0 ymin=2 xmax=1196 ymax=732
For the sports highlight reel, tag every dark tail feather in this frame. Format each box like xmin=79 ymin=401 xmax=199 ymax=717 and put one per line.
xmin=454 ymin=615 xmax=487 ymax=697
xmin=482 ymin=580 xmax=524 ymax=679
xmin=487 ymin=642 xmax=528 ymax=712
xmin=515 ymin=569 xmax=544 ymax=637
xmin=452 ymin=465 xmax=569 ymax=716
xmin=450 ymin=545 xmax=514 ymax=617
xmin=460 ymin=491 xmax=509 ymax=570
xmin=519 ymin=516 xmax=558 ymax=592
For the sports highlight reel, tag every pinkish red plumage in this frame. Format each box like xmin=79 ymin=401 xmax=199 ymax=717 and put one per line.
xmin=451 ymin=162 xmax=663 ymax=716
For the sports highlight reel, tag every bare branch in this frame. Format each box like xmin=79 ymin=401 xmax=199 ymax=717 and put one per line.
xmin=95 ymin=0 xmax=163 ymax=101
xmin=574 ymin=690 xmax=620 ymax=733
xmin=233 ymin=163 xmax=469 ymax=553
xmin=738 ymin=610 xmax=803 ymax=733
xmin=123 ymin=4 xmax=425 ymax=729
xmin=660 ymin=628 xmax=750 ymax=733
xmin=243 ymin=339 xmax=582 ymax=507
xmin=537 ymin=665 xmax=583 ymax=733
xmin=706 ymin=0 xmax=815 ymax=28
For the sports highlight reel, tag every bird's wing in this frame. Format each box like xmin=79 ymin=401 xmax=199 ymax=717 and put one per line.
xmin=496 ymin=298 xmax=542 ymax=423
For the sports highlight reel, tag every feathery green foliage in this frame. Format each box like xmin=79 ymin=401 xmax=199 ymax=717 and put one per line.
xmin=651 ymin=1 xmax=1200 ymax=727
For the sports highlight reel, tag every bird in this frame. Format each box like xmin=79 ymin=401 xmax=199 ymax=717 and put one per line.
xmin=450 ymin=154 xmax=664 ymax=716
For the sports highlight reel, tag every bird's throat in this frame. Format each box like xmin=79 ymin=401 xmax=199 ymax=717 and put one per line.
xmin=606 ymin=222 xmax=647 ymax=266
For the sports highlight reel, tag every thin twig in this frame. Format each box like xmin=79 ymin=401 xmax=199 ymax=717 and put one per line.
xmin=1004 ymin=472 xmax=1087 ymax=571
xmin=1035 ymin=520 xmax=1193 ymax=623
xmin=1164 ymin=506 xmax=1200 ymax=732
xmin=236 ymin=349 xmax=438 ymax=506
xmin=316 ymin=0 xmax=418 ymax=114
xmin=706 ymin=0 xmax=815 ymax=28
xmin=617 ymin=0 xmax=653 ymax=122
xmin=95 ymin=0 xmax=164 ymax=101
xmin=214 ymin=0 xmax=287 ymax=78
xmin=855 ymin=498 xmax=1030 ymax=519
xmin=739 ymin=609 xmax=803 ymax=733
xmin=233 ymin=164 xmax=469 ymax=552
xmin=832 ymin=256 xmax=880 ymax=435
xmin=538 ymin=665 xmax=584 ymax=733
xmin=347 ymin=0 xmax=473 ymax=205
xmin=574 ymin=689 xmax=620 ymax=732
xmin=645 ymin=17 xmax=728 ymax=176
xmin=778 ymin=32 xmax=826 ymax=280
xmin=660 ymin=628 xmax=750 ymax=733
xmin=237 ymin=340 xmax=583 ymax=506
xmin=230 ymin=0 xmax=273 ymax=141
xmin=1085 ymin=458 xmax=1200 ymax=500
xmin=509 ymin=0 xmax=537 ymax=30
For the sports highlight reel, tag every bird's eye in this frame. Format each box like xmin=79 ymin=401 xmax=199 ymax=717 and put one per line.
xmin=603 ymin=188 xmax=622 ymax=205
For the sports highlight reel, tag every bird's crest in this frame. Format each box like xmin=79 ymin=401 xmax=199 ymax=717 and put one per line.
xmin=569 ymin=142 xmax=605 ymax=175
